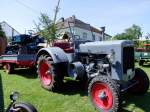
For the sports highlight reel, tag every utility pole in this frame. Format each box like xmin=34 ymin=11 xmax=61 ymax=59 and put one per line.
xmin=53 ymin=0 xmax=61 ymax=24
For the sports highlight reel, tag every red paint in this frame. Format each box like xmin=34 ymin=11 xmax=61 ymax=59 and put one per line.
xmin=17 ymin=61 xmax=35 ymax=67
xmin=0 ymin=60 xmax=35 ymax=67
xmin=0 ymin=60 xmax=17 ymax=64
xmin=144 ymin=44 xmax=150 ymax=46
xmin=39 ymin=60 xmax=52 ymax=86
xmin=53 ymin=41 xmax=74 ymax=53
xmin=91 ymin=82 xmax=113 ymax=110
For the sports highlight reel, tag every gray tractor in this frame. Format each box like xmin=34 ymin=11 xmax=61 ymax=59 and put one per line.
xmin=36 ymin=33 xmax=149 ymax=111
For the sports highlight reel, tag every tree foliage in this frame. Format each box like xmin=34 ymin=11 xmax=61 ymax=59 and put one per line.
xmin=35 ymin=13 xmax=57 ymax=45
xmin=113 ymin=24 xmax=142 ymax=40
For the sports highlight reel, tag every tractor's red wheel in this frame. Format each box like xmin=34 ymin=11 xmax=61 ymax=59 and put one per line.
xmin=88 ymin=76 xmax=120 ymax=112
xmin=39 ymin=59 xmax=53 ymax=86
xmin=37 ymin=55 xmax=64 ymax=91
xmin=4 ymin=63 xmax=14 ymax=74
xmin=91 ymin=83 xmax=113 ymax=110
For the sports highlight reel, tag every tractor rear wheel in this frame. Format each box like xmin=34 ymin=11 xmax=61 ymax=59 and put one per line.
xmin=37 ymin=55 xmax=64 ymax=91
xmin=88 ymin=76 xmax=120 ymax=112
xmin=128 ymin=68 xmax=149 ymax=95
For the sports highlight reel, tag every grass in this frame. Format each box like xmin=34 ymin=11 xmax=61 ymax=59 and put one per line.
xmin=0 ymin=63 xmax=150 ymax=112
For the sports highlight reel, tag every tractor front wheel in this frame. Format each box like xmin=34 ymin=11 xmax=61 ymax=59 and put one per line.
xmin=37 ymin=55 xmax=64 ymax=91
xmin=88 ymin=76 xmax=120 ymax=112
xmin=128 ymin=68 xmax=149 ymax=95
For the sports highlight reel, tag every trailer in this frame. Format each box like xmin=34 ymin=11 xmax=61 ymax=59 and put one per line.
xmin=0 ymin=34 xmax=44 ymax=74
xmin=135 ymin=43 xmax=150 ymax=66
xmin=0 ymin=54 xmax=36 ymax=74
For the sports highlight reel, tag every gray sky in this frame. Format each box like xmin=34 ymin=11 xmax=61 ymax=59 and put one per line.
xmin=0 ymin=0 xmax=150 ymax=36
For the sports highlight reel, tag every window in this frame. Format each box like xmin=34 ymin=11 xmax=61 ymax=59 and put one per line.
xmin=99 ymin=36 xmax=102 ymax=41
xmin=83 ymin=32 xmax=87 ymax=39
xmin=92 ymin=34 xmax=95 ymax=41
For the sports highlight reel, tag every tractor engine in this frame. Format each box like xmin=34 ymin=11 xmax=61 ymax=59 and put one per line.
xmin=77 ymin=40 xmax=135 ymax=81
xmin=68 ymin=54 xmax=111 ymax=80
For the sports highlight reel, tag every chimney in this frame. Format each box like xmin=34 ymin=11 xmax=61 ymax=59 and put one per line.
xmin=72 ymin=15 xmax=76 ymax=20
xmin=100 ymin=26 xmax=105 ymax=41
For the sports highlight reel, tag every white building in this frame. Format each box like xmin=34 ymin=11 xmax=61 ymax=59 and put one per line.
xmin=0 ymin=21 xmax=20 ymax=39
xmin=56 ymin=16 xmax=111 ymax=41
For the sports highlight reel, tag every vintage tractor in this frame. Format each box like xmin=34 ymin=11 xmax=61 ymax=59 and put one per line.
xmin=36 ymin=33 xmax=149 ymax=112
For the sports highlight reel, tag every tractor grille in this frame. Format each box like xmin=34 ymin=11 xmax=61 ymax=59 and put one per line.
xmin=123 ymin=47 xmax=134 ymax=74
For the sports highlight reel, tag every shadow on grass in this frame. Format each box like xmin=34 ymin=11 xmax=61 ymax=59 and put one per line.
xmin=13 ymin=68 xmax=38 ymax=79
xmin=56 ymin=79 xmax=88 ymax=96
xmin=142 ymin=64 xmax=150 ymax=68
xmin=0 ymin=73 xmax=4 ymax=112
xmin=121 ymin=91 xmax=150 ymax=112
xmin=55 ymin=79 xmax=150 ymax=112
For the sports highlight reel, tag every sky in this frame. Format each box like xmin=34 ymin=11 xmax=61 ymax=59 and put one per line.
xmin=0 ymin=0 xmax=150 ymax=36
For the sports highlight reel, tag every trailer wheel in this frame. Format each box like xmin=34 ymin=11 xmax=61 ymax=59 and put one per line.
xmin=88 ymin=76 xmax=120 ymax=112
xmin=37 ymin=55 xmax=64 ymax=91
xmin=139 ymin=60 xmax=144 ymax=66
xmin=4 ymin=63 xmax=14 ymax=74
xmin=128 ymin=68 xmax=149 ymax=95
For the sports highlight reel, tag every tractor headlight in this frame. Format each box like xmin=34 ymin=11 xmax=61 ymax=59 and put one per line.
xmin=10 ymin=91 xmax=19 ymax=101
xmin=107 ymin=50 xmax=115 ymax=63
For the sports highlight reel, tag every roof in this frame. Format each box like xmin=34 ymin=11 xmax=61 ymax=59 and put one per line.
xmin=0 ymin=21 xmax=20 ymax=38
xmin=56 ymin=16 xmax=103 ymax=34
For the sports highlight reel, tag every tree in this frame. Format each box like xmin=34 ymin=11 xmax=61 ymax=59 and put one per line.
xmin=113 ymin=24 xmax=142 ymax=40
xmin=35 ymin=13 xmax=56 ymax=46
xmin=35 ymin=0 xmax=61 ymax=46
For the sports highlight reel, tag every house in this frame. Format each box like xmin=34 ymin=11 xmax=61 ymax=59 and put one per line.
xmin=56 ymin=15 xmax=111 ymax=41
xmin=0 ymin=21 xmax=20 ymax=40
xmin=0 ymin=21 xmax=20 ymax=55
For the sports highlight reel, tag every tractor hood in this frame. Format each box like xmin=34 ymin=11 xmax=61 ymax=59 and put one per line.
xmin=79 ymin=40 xmax=134 ymax=54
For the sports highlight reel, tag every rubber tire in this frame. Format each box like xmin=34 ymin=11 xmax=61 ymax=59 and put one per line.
xmin=88 ymin=76 xmax=120 ymax=112
xmin=37 ymin=55 xmax=64 ymax=91
xmin=128 ymin=68 xmax=149 ymax=95
xmin=139 ymin=60 xmax=144 ymax=66
xmin=4 ymin=63 xmax=14 ymax=74
xmin=78 ymin=75 xmax=88 ymax=90
xmin=11 ymin=102 xmax=37 ymax=112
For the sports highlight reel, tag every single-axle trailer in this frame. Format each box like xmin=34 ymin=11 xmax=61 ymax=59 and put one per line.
xmin=0 ymin=54 xmax=36 ymax=74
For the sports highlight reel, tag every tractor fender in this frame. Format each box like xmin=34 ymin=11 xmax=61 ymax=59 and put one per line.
xmin=37 ymin=47 xmax=69 ymax=63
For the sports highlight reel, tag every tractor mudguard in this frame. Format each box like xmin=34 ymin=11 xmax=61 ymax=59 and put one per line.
xmin=37 ymin=47 xmax=69 ymax=64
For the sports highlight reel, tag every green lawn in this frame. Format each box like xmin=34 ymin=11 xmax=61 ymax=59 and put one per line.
xmin=0 ymin=64 xmax=150 ymax=112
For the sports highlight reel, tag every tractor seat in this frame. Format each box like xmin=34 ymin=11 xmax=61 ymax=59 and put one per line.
xmin=53 ymin=41 xmax=74 ymax=53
